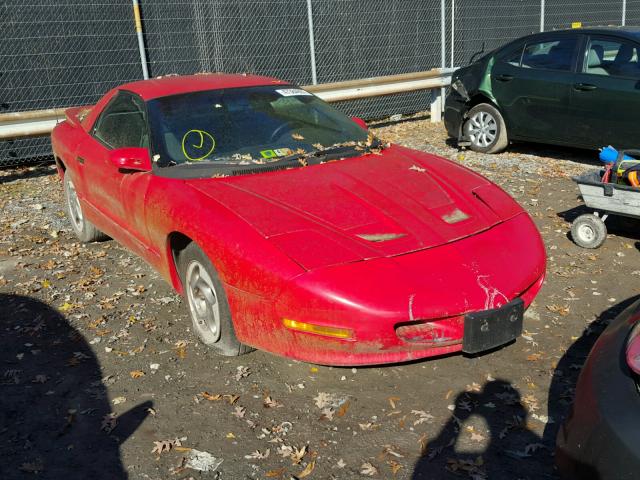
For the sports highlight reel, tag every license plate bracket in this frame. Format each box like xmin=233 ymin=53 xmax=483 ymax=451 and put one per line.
xmin=462 ymin=298 xmax=524 ymax=354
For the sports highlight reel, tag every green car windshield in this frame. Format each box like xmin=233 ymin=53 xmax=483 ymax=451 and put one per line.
xmin=147 ymin=85 xmax=370 ymax=167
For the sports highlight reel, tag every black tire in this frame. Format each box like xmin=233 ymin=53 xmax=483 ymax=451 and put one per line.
xmin=463 ymin=103 xmax=509 ymax=154
xmin=63 ymin=173 xmax=108 ymax=243
xmin=571 ymin=214 xmax=607 ymax=249
xmin=178 ymin=242 xmax=253 ymax=356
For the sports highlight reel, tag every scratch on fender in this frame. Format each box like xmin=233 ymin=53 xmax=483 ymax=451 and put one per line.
xmin=408 ymin=294 xmax=416 ymax=321
xmin=477 ymin=275 xmax=508 ymax=310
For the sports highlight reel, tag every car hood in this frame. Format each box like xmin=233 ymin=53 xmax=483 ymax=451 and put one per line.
xmin=187 ymin=145 xmax=523 ymax=270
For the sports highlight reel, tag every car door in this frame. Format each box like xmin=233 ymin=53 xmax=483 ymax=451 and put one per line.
xmin=569 ymin=34 xmax=640 ymax=148
xmin=490 ymin=34 xmax=580 ymax=142
xmin=77 ymin=90 xmax=153 ymax=255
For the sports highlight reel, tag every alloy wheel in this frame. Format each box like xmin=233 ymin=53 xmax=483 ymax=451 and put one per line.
xmin=467 ymin=111 xmax=498 ymax=148
xmin=185 ymin=260 xmax=221 ymax=343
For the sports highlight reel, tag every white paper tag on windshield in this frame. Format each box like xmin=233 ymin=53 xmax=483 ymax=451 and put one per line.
xmin=275 ymin=88 xmax=312 ymax=97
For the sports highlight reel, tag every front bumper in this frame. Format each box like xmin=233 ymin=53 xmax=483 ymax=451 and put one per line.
xmin=556 ymin=301 xmax=640 ymax=480
xmin=444 ymin=91 xmax=468 ymax=140
xmin=229 ymin=212 xmax=546 ymax=365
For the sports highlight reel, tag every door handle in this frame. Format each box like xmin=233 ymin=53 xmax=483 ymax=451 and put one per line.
xmin=495 ymin=74 xmax=514 ymax=82
xmin=573 ymin=83 xmax=597 ymax=92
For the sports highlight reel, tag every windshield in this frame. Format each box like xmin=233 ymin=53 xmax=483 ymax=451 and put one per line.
xmin=147 ymin=85 xmax=370 ymax=168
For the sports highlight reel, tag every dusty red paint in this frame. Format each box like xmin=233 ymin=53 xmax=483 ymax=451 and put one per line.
xmin=51 ymin=74 xmax=546 ymax=366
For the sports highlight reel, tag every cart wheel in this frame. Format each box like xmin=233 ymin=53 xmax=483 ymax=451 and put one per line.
xmin=571 ymin=214 xmax=607 ymax=249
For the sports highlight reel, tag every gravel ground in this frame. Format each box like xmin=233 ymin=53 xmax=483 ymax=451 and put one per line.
xmin=1 ymin=117 xmax=639 ymax=480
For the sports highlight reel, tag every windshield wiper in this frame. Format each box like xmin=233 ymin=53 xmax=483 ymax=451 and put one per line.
xmin=271 ymin=139 xmax=386 ymax=165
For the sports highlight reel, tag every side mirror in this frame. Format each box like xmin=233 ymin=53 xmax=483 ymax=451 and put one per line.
xmin=351 ymin=116 xmax=368 ymax=130
xmin=109 ymin=147 xmax=152 ymax=172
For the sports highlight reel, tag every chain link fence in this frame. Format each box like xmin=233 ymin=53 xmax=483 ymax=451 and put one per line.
xmin=0 ymin=0 xmax=637 ymax=166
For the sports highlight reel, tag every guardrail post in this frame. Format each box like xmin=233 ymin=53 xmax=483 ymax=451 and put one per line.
xmin=430 ymin=92 xmax=443 ymax=123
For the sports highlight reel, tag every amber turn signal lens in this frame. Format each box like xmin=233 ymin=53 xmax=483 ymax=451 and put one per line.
xmin=282 ymin=318 xmax=352 ymax=339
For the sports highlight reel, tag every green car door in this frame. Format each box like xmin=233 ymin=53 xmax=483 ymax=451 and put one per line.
xmin=570 ymin=34 xmax=640 ymax=149
xmin=490 ymin=34 xmax=581 ymax=143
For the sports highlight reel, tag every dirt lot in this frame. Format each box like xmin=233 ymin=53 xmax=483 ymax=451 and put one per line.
xmin=1 ymin=118 xmax=639 ymax=480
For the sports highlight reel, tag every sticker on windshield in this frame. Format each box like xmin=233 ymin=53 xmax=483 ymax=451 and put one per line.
xmin=181 ymin=129 xmax=216 ymax=161
xmin=275 ymin=88 xmax=312 ymax=97
xmin=260 ymin=148 xmax=293 ymax=159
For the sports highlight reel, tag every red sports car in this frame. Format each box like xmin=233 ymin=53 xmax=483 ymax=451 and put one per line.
xmin=51 ymin=73 xmax=546 ymax=366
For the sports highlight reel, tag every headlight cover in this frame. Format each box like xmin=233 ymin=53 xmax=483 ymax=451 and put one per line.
xmin=451 ymin=79 xmax=470 ymax=101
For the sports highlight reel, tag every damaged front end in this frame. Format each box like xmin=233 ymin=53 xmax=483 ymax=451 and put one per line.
xmin=444 ymin=57 xmax=496 ymax=147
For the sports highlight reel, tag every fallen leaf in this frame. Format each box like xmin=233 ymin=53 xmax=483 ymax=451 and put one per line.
xmin=101 ymin=413 xmax=117 ymax=433
xmin=382 ymin=445 xmax=404 ymax=458
xmin=151 ymin=438 xmax=181 ymax=455
xmin=263 ymin=395 xmax=283 ymax=408
xmin=244 ymin=449 xmax=270 ymax=460
xmin=235 ymin=366 xmax=251 ymax=381
xmin=361 ymin=462 xmax=378 ymax=476
xmin=290 ymin=445 xmax=307 ymax=465
xmin=388 ymin=460 xmax=403 ymax=476
xmin=411 ymin=410 xmax=434 ymax=425
xmin=266 ymin=467 xmax=287 ymax=477
xmin=336 ymin=400 xmax=350 ymax=417
xmin=112 ymin=396 xmax=126 ymax=405
xmin=298 ymin=460 xmax=315 ymax=478
xmin=232 ymin=406 xmax=246 ymax=418
xmin=130 ymin=370 xmax=145 ymax=379
xmin=359 ymin=422 xmax=380 ymax=431
xmin=201 ymin=391 xmax=222 ymax=401
xmin=319 ymin=407 xmax=334 ymax=420
xmin=388 ymin=396 xmax=400 ymax=409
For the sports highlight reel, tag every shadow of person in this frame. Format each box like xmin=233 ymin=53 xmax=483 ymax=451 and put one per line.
xmin=0 ymin=294 xmax=151 ymax=479
xmin=412 ymin=379 xmax=549 ymax=480
xmin=543 ymin=295 xmax=640 ymax=447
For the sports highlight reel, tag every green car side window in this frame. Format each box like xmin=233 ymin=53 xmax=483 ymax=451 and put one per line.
xmin=583 ymin=37 xmax=640 ymax=79
xmin=502 ymin=46 xmax=524 ymax=67
xmin=522 ymin=38 xmax=577 ymax=72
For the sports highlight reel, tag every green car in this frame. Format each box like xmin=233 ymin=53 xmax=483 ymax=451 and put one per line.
xmin=445 ymin=27 xmax=640 ymax=154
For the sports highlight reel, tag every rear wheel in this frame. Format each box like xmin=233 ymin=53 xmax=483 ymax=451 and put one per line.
xmin=463 ymin=103 xmax=508 ymax=154
xmin=571 ymin=214 xmax=607 ymax=249
xmin=63 ymin=174 xmax=107 ymax=242
xmin=178 ymin=242 xmax=253 ymax=356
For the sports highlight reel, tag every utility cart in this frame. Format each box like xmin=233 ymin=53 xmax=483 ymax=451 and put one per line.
xmin=572 ymin=168 xmax=640 ymax=249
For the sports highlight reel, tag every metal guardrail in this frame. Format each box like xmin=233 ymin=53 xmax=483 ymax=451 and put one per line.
xmin=0 ymin=68 xmax=454 ymax=141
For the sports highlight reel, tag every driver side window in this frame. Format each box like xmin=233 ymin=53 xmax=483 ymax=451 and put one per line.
xmin=93 ymin=92 xmax=148 ymax=149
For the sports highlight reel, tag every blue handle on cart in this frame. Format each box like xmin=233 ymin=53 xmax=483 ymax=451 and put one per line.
xmin=600 ymin=146 xmax=635 ymax=164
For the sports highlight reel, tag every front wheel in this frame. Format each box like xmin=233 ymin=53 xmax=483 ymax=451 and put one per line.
xmin=463 ymin=103 xmax=508 ymax=154
xmin=571 ymin=214 xmax=607 ymax=249
xmin=178 ymin=242 xmax=253 ymax=356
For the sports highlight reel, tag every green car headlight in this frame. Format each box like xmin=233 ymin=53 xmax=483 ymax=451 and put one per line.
xmin=451 ymin=79 xmax=469 ymax=100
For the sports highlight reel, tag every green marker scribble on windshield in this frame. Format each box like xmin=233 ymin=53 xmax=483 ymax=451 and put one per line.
xmin=181 ymin=129 xmax=216 ymax=161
